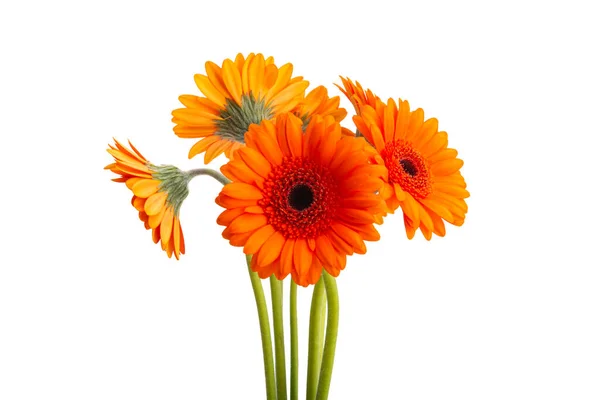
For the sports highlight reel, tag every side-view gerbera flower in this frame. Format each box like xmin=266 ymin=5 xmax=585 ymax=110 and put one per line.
xmin=105 ymin=139 xmax=189 ymax=259
xmin=353 ymin=98 xmax=469 ymax=240
xmin=215 ymin=113 xmax=385 ymax=286
xmin=293 ymin=85 xmax=347 ymax=125
xmin=172 ymin=53 xmax=310 ymax=163
xmin=335 ymin=76 xmax=380 ymax=116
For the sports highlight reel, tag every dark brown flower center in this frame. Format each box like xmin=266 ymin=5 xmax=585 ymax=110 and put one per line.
xmin=382 ymin=140 xmax=432 ymax=199
xmin=288 ymin=184 xmax=314 ymax=211
xmin=399 ymin=159 xmax=418 ymax=177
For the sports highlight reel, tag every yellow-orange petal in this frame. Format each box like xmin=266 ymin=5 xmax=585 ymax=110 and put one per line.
xmin=131 ymin=179 xmax=160 ymax=198
xmin=144 ymin=191 xmax=168 ymax=216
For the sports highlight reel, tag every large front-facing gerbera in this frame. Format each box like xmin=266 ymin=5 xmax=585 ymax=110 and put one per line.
xmin=172 ymin=53 xmax=310 ymax=163
xmin=353 ymin=98 xmax=469 ymax=240
xmin=215 ymin=113 xmax=384 ymax=286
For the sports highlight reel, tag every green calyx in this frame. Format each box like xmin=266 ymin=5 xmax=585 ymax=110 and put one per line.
xmin=149 ymin=164 xmax=192 ymax=216
xmin=215 ymin=93 xmax=273 ymax=143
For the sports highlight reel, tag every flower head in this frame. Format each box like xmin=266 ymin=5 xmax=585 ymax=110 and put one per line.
xmin=353 ymin=98 xmax=469 ymax=240
xmin=216 ymin=113 xmax=384 ymax=286
xmin=172 ymin=53 xmax=310 ymax=163
xmin=335 ymin=77 xmax=380 ymax=116
xmin=105 ymin=139 xmax=188 ymax=259
xmin=294 ymin=85 xmax=347 ymax=126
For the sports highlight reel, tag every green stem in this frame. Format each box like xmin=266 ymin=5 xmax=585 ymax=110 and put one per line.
xmin=270 ymin=275 xmax=287 ymax=400
xmin=187 ymin=168 xmax=230 ymax=185
xmin=306 ymin=277 xmax=327 ymax=400
xmin=246 ymin=255 xmax=277 ymax=400
xmin=290 ymin=280 xmax=298 ymax=400
xmin=316 ymin=273 xmax=339 ymax=400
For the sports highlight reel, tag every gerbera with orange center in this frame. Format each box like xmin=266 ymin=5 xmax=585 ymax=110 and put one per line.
xmin=353 ymin=98 xmax=469 ymax=240
xmin=335 ymin=76 xmax=380 ymax=116
xmin=215 ymin=113 xmax=385 ymax=286
xmin=172 ymin=53 xmax=310 ymax=163
xmin=105 ymin=139 xmax=188 ymax=259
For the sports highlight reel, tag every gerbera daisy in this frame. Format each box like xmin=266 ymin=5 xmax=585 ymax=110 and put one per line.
xmin=172 ymin=53 xmax=310 ymax=163
xmin=352 ymin=98 xmax=469 ymax=240
xmin=335 ymin=76 xmax=380 ymax=116
xmin=293 ymin=85 xmax=347 ymax=126
xmin=215 ymin=113 xmax=385 ymax=287
xmin=105 ymin=139 xmax=188 ymax=259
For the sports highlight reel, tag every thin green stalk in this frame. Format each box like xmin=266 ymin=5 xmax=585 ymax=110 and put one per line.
xmin=270 ymin=275 xmax=287 ymax=400
xmin=316 ymin=273 xmax=339 ymax=400
xmin=306 ymin=277 xmax=327 ymax=400
xmin=246 ymin=255 xmax=277 ymax=400
xmin=187 ymin=168 xmax=231 ymax=185
xmin=290 ymin=280 xmax=298 ymax=400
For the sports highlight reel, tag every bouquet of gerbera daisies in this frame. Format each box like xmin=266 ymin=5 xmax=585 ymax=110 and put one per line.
xmin=105 ymin=52 xmax=468 ymax=400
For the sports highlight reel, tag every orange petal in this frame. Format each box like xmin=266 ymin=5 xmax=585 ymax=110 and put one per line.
xmin=160 ymin=207 xmax=174 ymax=246
xmin=222 ymin=182 xmax=264 ymax=200
xmin=237 ymin=147 xmax=272 ymax=179
xmin=131 ymin=179 xmax=160 ymax=198
xmin=284 ymin=114 xmax=303 ymax=158
xmin=173 ymin=218 xmax=182 ymax=259
xmin=255 ymin=231 xmax=285 ymax=267
xmin=265 ymin=63 xmax=293 ymax=101
xmin=216 ymin=207 xmax=245 ymax=226
xmin=331 ymin=223 xmax=366 ymax=254
xmin=248 ymin=54 xmax=266 ymax=98
xmin=229 ymin=213 xmax=268 ymax=234
xmin=222 ymin=59 xmax=242 ymax=102
xmin=293 ymin=239 xmax=312 ymax=280
xmin=188 ymin=136 xmax=221 ymax=159
xmin=430 ymin=158 xmax=464 ymax=176
xmin=204 ymin=139 xmax=232 ymax=164
xmin=280 ymin=239 xmax=295 ymax=276
xmin=392 ymin=100 xmax=409 ymax=141
xmin=194 ymin=74 xmax=227 ymax=107
xmin=215 ymin=194 xmax=258 ymax=209
xmin=144 ymin=191 xmax=167 ymax=216
xmin=244 ymin=224 xmax=276 ymax=255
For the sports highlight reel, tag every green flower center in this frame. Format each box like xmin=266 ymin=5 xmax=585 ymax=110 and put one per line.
xmin=215 ymin=93 xmax=273 ymax=143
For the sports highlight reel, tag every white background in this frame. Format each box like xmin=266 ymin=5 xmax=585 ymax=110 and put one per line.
xmin=1 ymin=1 xmax=599 ymax=399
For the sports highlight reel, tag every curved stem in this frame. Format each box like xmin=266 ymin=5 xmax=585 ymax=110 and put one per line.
xmin=306 ymin=277 xmax=327 ymax=400
xmin=246 ymin=255 xmax=277 ymax=400
xmin=316 ymin=273 xmax=339 ymax=400
xmin=270 ymin=275 xmax=287 ymax=400
xmin=187 ymin=168 xmax=230 ymax=185
xmin=290 ymin=280 xmax=298 ymax=400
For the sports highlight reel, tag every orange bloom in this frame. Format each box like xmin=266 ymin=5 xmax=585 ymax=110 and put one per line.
xmin=105 ymin=139 xmax=187 ymax=259
xmin=172 ymin=53 xmax=310 ymax=163
xmin=216 ymin=113 xmax=384 ymax=286
xmin=353 ymin=98 xmax=469 ymax=240
xmin=335 ymin=77 xmax=380 ymax=116
xmin=294 ymin=85 xmax=347 ymax=125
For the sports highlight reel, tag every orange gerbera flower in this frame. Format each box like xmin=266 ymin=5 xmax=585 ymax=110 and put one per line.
xmin=215 ymin=113 xmax=384 ymax=286
xmin=105 ymin=139 xmax=188 ymax=259
xmin=335 ymin=76 xmax=380 ymax=116
xmin=353 ymin=98 xmax=469 ymax=240
xmin=172 ymin=53 xmax=310 ymax=163
xmin=294 ymin=85 xmax=347 ymax=125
